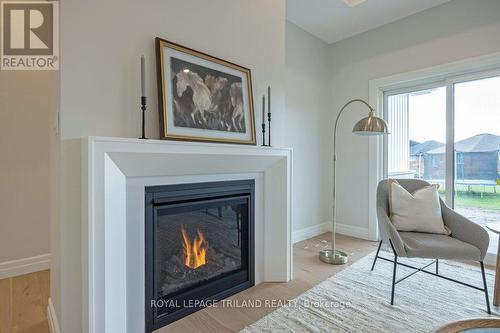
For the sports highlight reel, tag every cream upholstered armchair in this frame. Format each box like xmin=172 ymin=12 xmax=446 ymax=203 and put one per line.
xmin=372 ymin=179 xmax=491 ymax=314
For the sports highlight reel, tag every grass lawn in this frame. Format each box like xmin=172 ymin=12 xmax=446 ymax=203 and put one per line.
xmin=438 ymin=184 xmax=500 ymax=210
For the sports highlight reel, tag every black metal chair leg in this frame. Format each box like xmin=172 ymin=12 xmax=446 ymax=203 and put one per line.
xmin=371 ymin=240 xmax=383 ymax=271
xmin=388 ymin=239 xmax=398 ymax=305
xmin=391 ymin=252 xmax=398 ymax=305
xmin=378 ymin=241 xmax=490 ymax=311
xmin=480 ymin=261 xmax=491 ymax=314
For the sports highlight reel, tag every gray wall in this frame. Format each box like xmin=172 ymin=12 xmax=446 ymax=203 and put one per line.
xmin=286 ymin=22 xmax=332 ymax=237
xmin=0 ymin=56 xmax=57 ymax=264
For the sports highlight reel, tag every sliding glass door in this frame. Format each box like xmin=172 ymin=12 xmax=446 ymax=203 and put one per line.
xmin=384 ymin=70 xmax=500 ymax=253
xmin=452 ymin=75 xmax=500 ymax=241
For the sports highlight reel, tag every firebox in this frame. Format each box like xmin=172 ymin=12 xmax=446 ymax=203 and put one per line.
xmin=145 ymin=180 xmax=255 ymax=332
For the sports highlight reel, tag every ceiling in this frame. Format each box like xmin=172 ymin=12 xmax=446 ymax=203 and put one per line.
xmin=286 ymin=0 xmax=454 ymax=44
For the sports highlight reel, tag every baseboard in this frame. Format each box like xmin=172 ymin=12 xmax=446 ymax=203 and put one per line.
xmin=292 ymin=222 xmax=331 ymax=243
xmin=47 ymin=297 xmax=61 ymax=333
xmin=292 ymin=222 xmax=372 ymax=243
xmin=484 ymin=252 xmax=497 ymax=267
xmin=336 ymin=223 xmax=371 ymax=240
xmin=0 ymin=253 xmax=51 ymax=279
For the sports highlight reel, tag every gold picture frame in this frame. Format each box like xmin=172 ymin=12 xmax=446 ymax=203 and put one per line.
xmin=155 ymin=37 xmax=256 ymax=145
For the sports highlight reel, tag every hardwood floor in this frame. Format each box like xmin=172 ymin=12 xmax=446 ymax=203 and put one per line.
xmin=157 ymin=233 xmax=377 ymax=333
xmin=0 ymin=234 xmax=376 ymax=333
xmin=0 ymin=270 xmax=50 ymax=333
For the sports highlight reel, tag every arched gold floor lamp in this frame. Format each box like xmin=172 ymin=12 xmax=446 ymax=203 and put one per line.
xmin=319 ymin=99 xmax=389 ymax=265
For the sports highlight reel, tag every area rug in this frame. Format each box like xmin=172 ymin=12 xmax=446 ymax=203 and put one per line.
xmin=241 ymin=251 xmax=498 ymax=332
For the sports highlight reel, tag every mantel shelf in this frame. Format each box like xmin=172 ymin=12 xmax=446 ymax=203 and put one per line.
xmin=87 ymin=136 xmax=292 ymax=154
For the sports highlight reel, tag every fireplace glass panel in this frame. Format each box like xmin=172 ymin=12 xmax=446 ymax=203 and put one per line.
xmin=146 ymin=180 xmax=254 ymax=332
xmin=155 ymin=197 xmax=248 ymax=300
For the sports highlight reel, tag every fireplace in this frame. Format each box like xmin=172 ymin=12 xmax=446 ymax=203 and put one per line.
xmin=145 ymin=180 xmax=255 ymax=332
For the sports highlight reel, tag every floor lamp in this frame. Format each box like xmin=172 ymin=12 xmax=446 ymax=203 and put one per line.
xmin=319 ymin=99 xmax=389 ymax=265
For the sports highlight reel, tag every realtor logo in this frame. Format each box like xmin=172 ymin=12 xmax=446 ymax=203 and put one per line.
xmin=1 ymin=1 xmax=59 ymax=70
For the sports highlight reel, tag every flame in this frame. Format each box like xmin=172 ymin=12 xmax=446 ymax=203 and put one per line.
xmin=180 ymin=225 xmax=207 ymax=269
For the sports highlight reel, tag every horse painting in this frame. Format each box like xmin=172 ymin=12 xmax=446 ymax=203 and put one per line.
xmin=157 ymin=37 xmax=256 ymax=144
xmin=171 ymin=57 xmax=246 ymax=133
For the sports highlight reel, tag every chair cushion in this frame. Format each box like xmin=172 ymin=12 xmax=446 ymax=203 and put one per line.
xmin=399 ymin=232 xmax=481 ymax=261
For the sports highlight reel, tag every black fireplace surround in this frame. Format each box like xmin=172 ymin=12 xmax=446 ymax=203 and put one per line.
xmin=145 ymin=180 xmax=255 ymax=332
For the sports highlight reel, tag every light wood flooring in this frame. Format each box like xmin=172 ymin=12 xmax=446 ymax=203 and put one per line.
xmin=0 ymin=270 xmax=50 ymax=333
xmin=0 ymin=234 xmax=377 ymax=333
xmin=157 ymin=233 xmax=378 ymax=332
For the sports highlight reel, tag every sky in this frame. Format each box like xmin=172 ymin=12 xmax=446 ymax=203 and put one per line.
xmin=406 ymin=75 xmax=500 ymax=143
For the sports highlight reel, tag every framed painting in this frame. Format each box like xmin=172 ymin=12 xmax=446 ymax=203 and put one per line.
xmin=155 ymin=37 xmax=256 ymax=145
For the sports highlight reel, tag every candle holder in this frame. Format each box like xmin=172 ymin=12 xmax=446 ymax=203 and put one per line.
xmin=267 ymin=110 xmax=271 ymax=147
xmin=261 ymin=94 xmax=268 ymax=146
xmin=267 ymin=86 xmax=271 ymax=147
xmin=140 ymin=96 xmax=147 ymax=139
xmin=261 ymin=123 xmax=266 ymax=146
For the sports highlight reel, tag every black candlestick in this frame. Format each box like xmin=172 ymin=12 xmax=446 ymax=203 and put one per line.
xmin=261 ymin=123 xmax=266 ymax=146
xmin=267 ymin=86 xmax=271 ymax=146
xmin=261 ymin=95 xmax=267 ymax=146
xmin=267 ymin=111 xmax=271 ymax=147
xmin=140 ymin=96 xmax=147 ymax=139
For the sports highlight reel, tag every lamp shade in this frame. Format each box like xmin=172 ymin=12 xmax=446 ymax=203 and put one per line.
xmin=352 ymin=112 xmax=389 ymax=136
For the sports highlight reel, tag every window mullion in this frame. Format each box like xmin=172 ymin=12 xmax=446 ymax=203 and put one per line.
xmin=445 ymin=80 xmax=455 ymax=208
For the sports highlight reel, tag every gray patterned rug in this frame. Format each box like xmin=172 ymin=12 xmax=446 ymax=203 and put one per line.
xmin=242 ymin=251 xmax=498 ymax=332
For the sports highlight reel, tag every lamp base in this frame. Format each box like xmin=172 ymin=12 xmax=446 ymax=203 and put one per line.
xmin=319 ymin=249 xmax=348 ymax=265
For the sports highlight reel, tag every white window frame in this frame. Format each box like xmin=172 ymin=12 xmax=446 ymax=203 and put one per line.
xmin=367 ymin=52 xmax=500 ymax=242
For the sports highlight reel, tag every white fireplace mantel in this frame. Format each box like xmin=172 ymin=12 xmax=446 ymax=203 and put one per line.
xmin=82 ymin=136 xmax=292 ymax=333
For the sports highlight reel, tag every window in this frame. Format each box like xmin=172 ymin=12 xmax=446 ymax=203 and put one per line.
xmin=385 ymin=85 xmax=447 ymax=195
xmin=452 ymin=76 xmax=500 ymax=238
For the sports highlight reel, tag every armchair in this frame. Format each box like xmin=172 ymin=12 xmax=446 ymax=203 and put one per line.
xmin=372 ymin=179 xmax=491 ymax=314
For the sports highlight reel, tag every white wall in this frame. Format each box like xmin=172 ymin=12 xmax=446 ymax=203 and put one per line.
xmin=58 ymin=0 xmax=286 ymax=331
xmin=329 ymin=0 xmax=500 ymax=235
xmin=285 ymin=22 xmax=332 ymax=240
